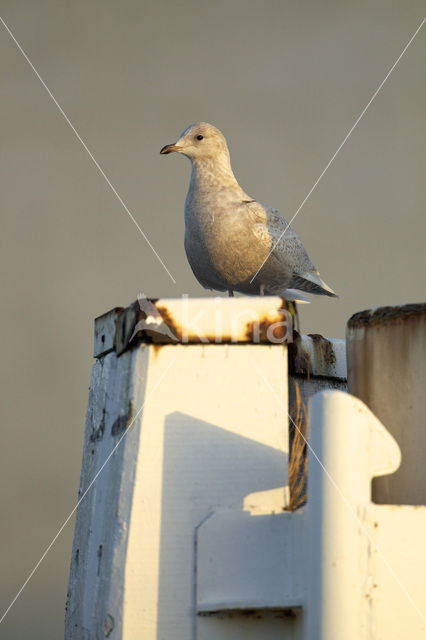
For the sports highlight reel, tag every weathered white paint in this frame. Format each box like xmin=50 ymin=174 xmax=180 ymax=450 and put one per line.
xmin=66 ymin=311 xmax=289 ymax=639
xmin=196 ymin=509 xmax=305 ymax=612
xmin=290 ymin=334 xmax=346 ymax=380
xmin=67 ymin=298 xmax=426 ymax=640
xmin=360 ymin=503 xmax=426 ymax=638
xmin=194 ymin=390 xmax=426 ymax=639
xmin=306 ymin=390 xmax=401 ymax=640
xmin=66 ymin=347 xmax=146 ymax=638
xmin=93 ymin=306 xmax=123 ymax=358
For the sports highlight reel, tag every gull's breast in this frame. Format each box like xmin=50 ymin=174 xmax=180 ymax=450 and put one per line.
xmin=184 ymin=197 xmax=273 ymax=290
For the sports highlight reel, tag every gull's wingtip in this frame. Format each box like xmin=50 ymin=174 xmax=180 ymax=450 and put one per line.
xmin=321 ymin=281 xmax=339 ymax=298
xmin=299 ymin=270 xmax=338 ymax=298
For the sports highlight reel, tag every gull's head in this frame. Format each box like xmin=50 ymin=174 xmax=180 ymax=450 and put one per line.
xmin=160 ymin=122 xmax=229 ymax=162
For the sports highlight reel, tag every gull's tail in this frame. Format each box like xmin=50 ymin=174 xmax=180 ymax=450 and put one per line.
xmin=292 ymin=270 xmax=338 ymax=298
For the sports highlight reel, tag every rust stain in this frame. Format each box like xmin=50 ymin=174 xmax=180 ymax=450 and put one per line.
xmin=308 ymin=333 xmax=336 ymax=368
xmin=245 ymin=314 xmax=288 ymax=343
xmin=111 ymin=298 xmax=294 ymax=354
xmin=156 ymin=306 xmax=288 ymax=344
xmin=151 ymin=343 xmax=166 ymax=359
xmin=288 ymin=331 xmax=310 ymax=375
xmin=348 ymin=303 xmax=426 ymax=329
xmin=114 ymin=299 xmax=180 ymax=354
xmin=288 ymin=332 xmax=339 ymax=376
xmin=114 ymin=300 xmax=138 ymax=355
xmin=153 ymin=305 xmax=181 ymax=342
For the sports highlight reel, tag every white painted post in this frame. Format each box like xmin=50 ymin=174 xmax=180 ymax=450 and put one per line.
xmin=66 ymin=297 xmax=291 ymax=640
xmin=306 ymin=390 xmax=401 ymax=640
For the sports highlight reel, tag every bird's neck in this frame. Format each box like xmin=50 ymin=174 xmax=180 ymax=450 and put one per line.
xmin=189 ymin=155 xmax=246 ymax=196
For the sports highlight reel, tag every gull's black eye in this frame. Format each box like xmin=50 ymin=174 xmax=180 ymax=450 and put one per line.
xmin=196 ymin=134 xmax=204 ymax=141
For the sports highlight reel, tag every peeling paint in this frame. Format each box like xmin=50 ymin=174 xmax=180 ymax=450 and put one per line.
xmin=90 ymin=408 xmax=105 ymax=442
xmin=288 ymin=332 xmax=346 ymax=380
xmin=104 ymin=614 xmax=114 ymax=637
xmin=111 ymin=403 xmax=133 ymax=437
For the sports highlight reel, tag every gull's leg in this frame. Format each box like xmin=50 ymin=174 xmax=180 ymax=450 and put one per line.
xmin=259 ymin=284 xmax=265 ymax=297
xmin=228 ymin=290 xmax=234 ymax=297
xmin=294 ymin=302 xmax=301 ymax=334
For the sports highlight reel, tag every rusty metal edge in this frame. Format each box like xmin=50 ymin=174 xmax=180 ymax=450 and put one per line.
xmin=94 ymin=300 xmax=346 ymax=382
xmin=347 ymin=303 xmax=426 ymax=330
xmin=97 ymin=298 xmax=295 ymax=357
xmin=288 ymin=332 xmax=347 ymax=380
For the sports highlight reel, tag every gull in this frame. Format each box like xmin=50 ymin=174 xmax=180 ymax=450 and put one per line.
xmin=160 ymin=122 xmax=337 ymax=302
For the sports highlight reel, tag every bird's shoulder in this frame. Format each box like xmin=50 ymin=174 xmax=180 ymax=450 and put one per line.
xmin=243 ymin=200 xmax=296 ymax=238
xmin=244 ymin=200 xmax=315 ymax=270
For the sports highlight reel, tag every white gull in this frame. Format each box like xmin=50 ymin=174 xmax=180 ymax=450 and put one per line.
xmin=161 ymin=122 xmax=337 ymax=302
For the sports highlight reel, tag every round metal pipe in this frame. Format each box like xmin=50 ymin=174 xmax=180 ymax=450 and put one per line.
xmin=346 ymin=303 xmax=426 ymax=505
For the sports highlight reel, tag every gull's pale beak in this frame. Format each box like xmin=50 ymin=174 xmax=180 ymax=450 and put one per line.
xmin=160 ymin=143 xmax=181 ymax=155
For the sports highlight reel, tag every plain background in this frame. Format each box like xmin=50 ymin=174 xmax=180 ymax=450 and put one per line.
xmin=0 ymin=1 xmax=425 ymax=637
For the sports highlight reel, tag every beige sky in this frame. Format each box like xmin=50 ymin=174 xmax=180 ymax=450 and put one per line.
xmin=0 ymin=1 xmax=425 ymax=637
